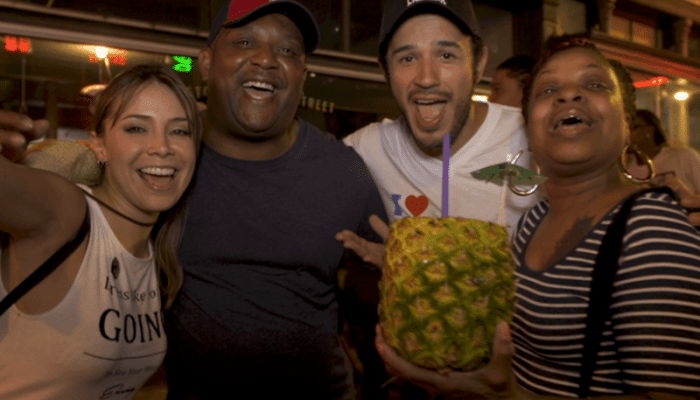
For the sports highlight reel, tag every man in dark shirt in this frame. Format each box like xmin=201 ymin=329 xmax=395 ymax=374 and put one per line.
xmin=162 ymin=1 xmax=387 ymax=399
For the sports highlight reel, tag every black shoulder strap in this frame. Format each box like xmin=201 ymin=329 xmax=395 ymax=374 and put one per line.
xmin=578 ymin=187 xmax=674 ymax=396
xmin=0 ymin=208 xmax=91 ymax=316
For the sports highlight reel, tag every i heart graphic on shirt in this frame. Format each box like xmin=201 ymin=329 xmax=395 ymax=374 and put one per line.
xmin=405 ymin=195 xmax=428 ymax=217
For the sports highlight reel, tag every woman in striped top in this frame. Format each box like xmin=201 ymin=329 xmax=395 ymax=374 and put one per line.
xmin=375 ymin=38 xmax=700 ymax=400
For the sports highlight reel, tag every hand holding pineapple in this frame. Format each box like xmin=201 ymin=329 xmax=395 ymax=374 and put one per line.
xmin=375 ymin=321 xmax=520 ymax=400
xmin=340 ymin=215 xmax=519 ymax=398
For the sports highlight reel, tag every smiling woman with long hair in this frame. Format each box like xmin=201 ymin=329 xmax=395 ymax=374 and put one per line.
xmin=0 ymin=65 xmax=202 ymax=399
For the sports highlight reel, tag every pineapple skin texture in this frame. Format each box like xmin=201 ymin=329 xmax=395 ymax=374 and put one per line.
xmin=379 ymin=217 xmax=515 ymax=371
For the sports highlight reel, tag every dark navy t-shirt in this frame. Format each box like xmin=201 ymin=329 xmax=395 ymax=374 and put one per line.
xmin=165 ymin=119 xmax=387 ymax=399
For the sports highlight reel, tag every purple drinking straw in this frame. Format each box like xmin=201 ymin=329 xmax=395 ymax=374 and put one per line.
xmin=442 ymin=134 xmax=449 ymax=217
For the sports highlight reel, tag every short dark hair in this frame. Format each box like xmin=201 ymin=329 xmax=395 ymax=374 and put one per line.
xmin=636 ymin=109 xmax=667 ymax=146
xmin=495 ymin=55 xmax=535 ymax=87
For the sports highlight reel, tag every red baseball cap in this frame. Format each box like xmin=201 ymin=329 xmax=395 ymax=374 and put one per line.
xmin=207 ymin=0 xmax=320 ymax=53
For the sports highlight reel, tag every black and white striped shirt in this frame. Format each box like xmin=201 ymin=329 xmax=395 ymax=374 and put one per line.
xmin=511 ymin=191 xmax=700 ymax=398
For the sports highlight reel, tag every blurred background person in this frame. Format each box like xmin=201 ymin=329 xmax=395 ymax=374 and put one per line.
xmin=488 ymin=54 xmax=535 ymax=108
xmin=55 ymin=83 xmax=105 ymax=142
xmin=628 ymin=108 xmax=700 ymax=193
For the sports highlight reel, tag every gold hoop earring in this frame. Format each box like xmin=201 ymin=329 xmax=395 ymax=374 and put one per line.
xmin=509 ymin=150 xmax=540 ymax=196
xmin=619 ymin=144 xmax=655 ymax=183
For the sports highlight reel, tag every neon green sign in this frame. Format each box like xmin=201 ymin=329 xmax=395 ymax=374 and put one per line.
xmin=172 ymin=56 xmax=193 ymax=73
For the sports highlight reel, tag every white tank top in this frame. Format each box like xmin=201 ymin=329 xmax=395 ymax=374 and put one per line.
xmin=0 ymin=189 xmax=167 ymax=399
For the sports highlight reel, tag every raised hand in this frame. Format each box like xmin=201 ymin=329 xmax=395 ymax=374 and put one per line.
xmin=0 ymin=111 xmax=50 ymax=162
xmin=336 ymin=214 xmax=390 ymax=269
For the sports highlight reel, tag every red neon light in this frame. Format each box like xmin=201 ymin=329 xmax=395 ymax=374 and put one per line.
xmin=88 ymin=52 xmax=127 ymax=66
xmin=634 ymin=76 xmax=668 ymax=88
xmin=4 ymin=36 xmax=17 ymax=52
xmin=18 ymin=38 xmax=30 ymax=53
xmin=4 ymin=36 xmax=31 ymax=53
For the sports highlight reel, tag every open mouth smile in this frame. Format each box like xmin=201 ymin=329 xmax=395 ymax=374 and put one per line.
xmin=550 ymin=108 xmax=593 ymax=136
xmin=138 ymin=167 xmax=175 ymax=176
xmin=138 ymin=167 xmax=177 ymax=191
xmin=554 ymin=115 xmax=590 ymax=129
xmin=414 ymin=99 xmax=447 ymax=123
xmin=243 ymin=80 xmax=276 ymax=93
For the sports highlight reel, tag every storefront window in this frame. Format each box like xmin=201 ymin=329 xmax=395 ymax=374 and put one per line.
xmin=0 ymin=35 xmax=201 ymax=133
xmin=0 ymin=33 xmax=399 ymax=138
xmin=609 ymin=14 xmax=661 ymax=49
xmin=637 ymin=78 xmax=700 ymax=152
xmin=631 ymin=21 xmax=656 ymax=47
xmin=296 ymin=71 xmax=398 ymax=137
xmin=297 ymin=0 xmax=345 ymax=53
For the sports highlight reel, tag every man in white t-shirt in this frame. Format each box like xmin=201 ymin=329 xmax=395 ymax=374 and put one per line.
xmin=340 ymin=0 xmax=540 ymax=242
xmin=335 ymin=1 xmax=542 ymax=399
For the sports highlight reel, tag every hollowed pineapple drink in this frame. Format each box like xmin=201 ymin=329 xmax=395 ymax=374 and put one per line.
xmin=379 ymin=217 xmax=515 ymax=371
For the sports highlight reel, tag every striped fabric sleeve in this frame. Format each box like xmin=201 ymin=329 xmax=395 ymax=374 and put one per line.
xmin=613 ymin=191 xmax=700 ymax=396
